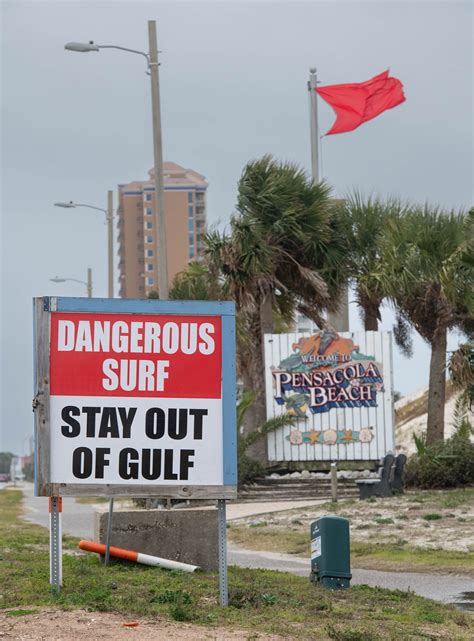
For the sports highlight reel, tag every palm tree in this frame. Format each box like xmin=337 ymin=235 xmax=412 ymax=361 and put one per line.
xmin=449 ymin=341 xmax=474 ymax=411
xmin=339 ymin=192 xmax=406 ymax=331
xmin=447 ymin=208 xmax=474 ymax=412
xmin=205 ymin=156 xmax=348 ymax=460
xmin=236 ymin=155 xmax=347 ymax=326
xmin=381 ymin=206 xmax=473 ymax=444
xmin=169 ymin=261 xmax=222 ymax=301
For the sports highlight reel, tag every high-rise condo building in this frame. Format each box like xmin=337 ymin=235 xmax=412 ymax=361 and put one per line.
xmin=117 ymin=162 xmax=208 ymax=298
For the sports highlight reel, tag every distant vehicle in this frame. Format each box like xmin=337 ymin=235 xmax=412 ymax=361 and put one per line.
xmin=15 ymin=473 xmax=25 ymax=481
xmin=0 ymin=473 xmax=10 ymax=482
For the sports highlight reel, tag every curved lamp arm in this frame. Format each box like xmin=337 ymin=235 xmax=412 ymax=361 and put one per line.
xmin=65 ymin=42 xmax=151 ymax=71
xmin=50 ymin=277 xmax=88 ymax=286
xmin=54 ymin=201 xmax=113 ymax=219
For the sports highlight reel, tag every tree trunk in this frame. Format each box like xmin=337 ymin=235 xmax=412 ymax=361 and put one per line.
xmin=363 ymin=301 xmax=380 ymax=331
xmin=364 ymin=311 xmax=378 ymax=331
xmin=241 ymin=368 xmax=268 ymax=466
xmin=238 ymin=295 xmax=272 ymax=467
xmin=259 ymin=292 xmax=273 ymax=341
xmin=426 ymin=325 xmax=448 ymax=445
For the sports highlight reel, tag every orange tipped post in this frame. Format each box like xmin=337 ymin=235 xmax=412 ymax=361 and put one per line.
xmin=79 ymin=540 xmax=198 ymax=572
xmin=79 ymin=540 xmax=138 ymax=561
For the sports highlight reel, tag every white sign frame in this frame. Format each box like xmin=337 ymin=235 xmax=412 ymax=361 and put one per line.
xmin=33 ymin=297 xmax=237 ymax=499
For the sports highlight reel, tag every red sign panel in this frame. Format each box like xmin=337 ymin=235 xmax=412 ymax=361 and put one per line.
xmin=50 ymin=313 xmax=222 ymax=399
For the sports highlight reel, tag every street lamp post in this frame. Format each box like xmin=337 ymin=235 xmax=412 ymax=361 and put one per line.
xmin=54 ymin=193 xmax=114 ymax=298
xmin=64 ymin=20 xmax=169 ymax=298
xmin=50 ymin=268 xmax=93 ymax=297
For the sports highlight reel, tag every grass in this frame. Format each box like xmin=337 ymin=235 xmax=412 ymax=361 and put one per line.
xmin=407 ymin=488 xmax=474 ymax=509
xmin=228 ymin=526 xmax=474 ymax=575
xmin=0 ymin=490 xmax=472 ymax=640
xmin=5 ymin=609 xmax=37 ymax=617
xmin=423 ymin=513 xmax=443 ymax=521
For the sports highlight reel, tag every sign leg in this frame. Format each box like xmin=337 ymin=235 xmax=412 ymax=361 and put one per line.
xmin=217 ymin=499 xmax=228 ymax=607
xmin=105 ymin=498 xmax=114 ymax=566
xmin=49 ymin=497 xmax=62 ymax=591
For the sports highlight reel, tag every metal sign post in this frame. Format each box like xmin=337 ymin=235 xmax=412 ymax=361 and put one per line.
xmin=217 ymin=499 xmax=228 ymax=607
xmin=104 ymin=498 xmax=114 ymax=565
xmin=49 ymin=497 xmax=62 ymax=591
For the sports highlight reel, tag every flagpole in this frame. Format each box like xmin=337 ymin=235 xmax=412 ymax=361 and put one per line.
xmin=308 ymin=68 xmax=320 ymax=181
xmin=308 ymin=67 xmax=349 ymax=333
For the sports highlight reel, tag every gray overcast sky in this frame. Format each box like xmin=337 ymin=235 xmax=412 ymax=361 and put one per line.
xmin=1 ymin=0 xmax=472 ymax=454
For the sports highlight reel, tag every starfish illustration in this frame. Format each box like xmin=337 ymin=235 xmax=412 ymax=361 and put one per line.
xmin=308 ymin=430 xmax=321 ymax=445
xmin=341 ymin=430 xmax=354 ymax=443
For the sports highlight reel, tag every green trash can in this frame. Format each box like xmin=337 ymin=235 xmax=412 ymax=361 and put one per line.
xmin=310 ymin=516 xmax=351 ymax=589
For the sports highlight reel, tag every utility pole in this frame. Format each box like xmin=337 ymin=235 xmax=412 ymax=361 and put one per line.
xmin=148 ymin=20 xmax=168 ymax=299
xmin=87 ymin=268 xmax=93 ymax=298
xmin=308 ymin=67 xmax=349 ymax=333
xmin=107 ymin=190 xmax=114 ymax=298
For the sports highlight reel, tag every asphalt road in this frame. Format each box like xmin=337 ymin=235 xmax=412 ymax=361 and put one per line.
xmin=22 ymin=483 xmax=96 ymax=539
xmin=228 ymin=545 xmax=474 ymax=606
xmin=19 ymin=483 xmax=473 ymax=608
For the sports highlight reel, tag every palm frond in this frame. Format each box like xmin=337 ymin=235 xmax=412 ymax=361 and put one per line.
xmin=241 ymin=413 xmax=296 ymax=448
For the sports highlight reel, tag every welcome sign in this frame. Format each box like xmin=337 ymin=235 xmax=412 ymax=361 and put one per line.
xmin=33 ymin=298 xmax=237 ymax=498
xmin=264 ymin=330 xmax=394 ymax=462
xmin=273 ymin=331 xmax=384 ymax=417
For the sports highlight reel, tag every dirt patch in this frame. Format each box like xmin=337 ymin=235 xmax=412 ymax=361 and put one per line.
xmin=234 ymin=489 xmax=474 ymax=553
xmin=0 ymin=608 xmax=284 ymax=641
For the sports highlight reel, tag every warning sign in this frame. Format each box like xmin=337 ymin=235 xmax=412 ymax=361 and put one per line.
xmin=33 ymin=299 xmax=237 ymax=498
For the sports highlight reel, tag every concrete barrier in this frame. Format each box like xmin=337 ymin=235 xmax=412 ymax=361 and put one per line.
xmin=94 ymin=508 xmax=218 ymax=571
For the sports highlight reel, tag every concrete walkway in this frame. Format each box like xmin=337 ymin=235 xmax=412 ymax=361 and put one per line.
xmin=227 ymin=499 xmax=326 ymax=520
xmin=19 ymin=484 xmax=473 ymax=606
xmin=21 ymin=483 xmax=324 ymax=535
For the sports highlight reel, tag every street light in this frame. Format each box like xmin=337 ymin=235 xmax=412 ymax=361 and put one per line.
xmin=50 ymin=268 xmax=93 ymax=298
xmin=54 ymin=194 xmax=114 ymax=298
xmin=64 ymin=42 xmax=99 ymax=53
xmin=64 ymin=21 xmax=169 ymax=299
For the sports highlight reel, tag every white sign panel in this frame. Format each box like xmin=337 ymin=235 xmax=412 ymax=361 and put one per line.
xmin=33 ymin=299 xmax=237 ymax=498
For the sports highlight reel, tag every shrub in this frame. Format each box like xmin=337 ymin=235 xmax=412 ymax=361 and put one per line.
xmin=405 ymin=429 xmax=474 ymax=489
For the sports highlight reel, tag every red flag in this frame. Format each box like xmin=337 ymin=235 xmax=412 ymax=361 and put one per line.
xmin=316 ymin=70 xmax=405 ymax=135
